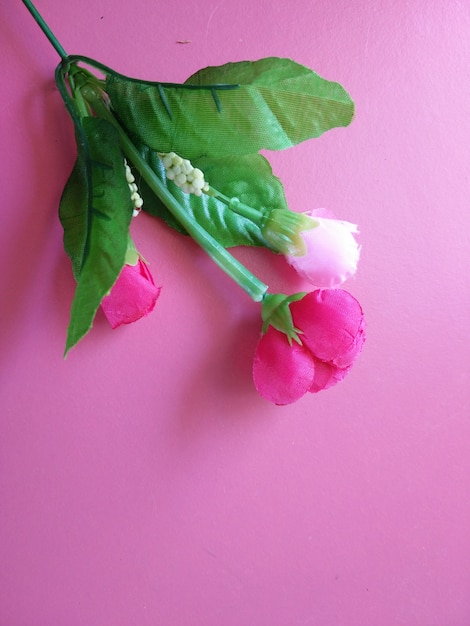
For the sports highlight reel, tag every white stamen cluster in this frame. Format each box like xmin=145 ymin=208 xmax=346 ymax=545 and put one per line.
xmin=124 ymin=159 xmax=143 ymax=217
xmin=158 ymin=152 xmax=209 ymax=196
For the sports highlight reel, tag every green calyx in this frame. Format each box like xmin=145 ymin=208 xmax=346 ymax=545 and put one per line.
xmin=124 ymin=236 xmax=140 ymax=266
xmin=261 ymin=292 xmax=307 ymax=345
xmin=261 ymin=209 xmax=318 ymax=256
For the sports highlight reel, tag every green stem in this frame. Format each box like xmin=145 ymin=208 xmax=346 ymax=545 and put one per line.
xmin=68 ymin=66 xmax=93 ymax=118
xmin=82 ymin=85 xmax=268 ymax=302
xmin=208 ymin=188 xmax=267 ymax=225
xmin=22 ymin=0 xmax=68 ymax=60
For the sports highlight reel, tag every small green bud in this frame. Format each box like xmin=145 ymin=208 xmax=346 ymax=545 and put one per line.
xmin=159 ymin=152 xmax=209 ymax=196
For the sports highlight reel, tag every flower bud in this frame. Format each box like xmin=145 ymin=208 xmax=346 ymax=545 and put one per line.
xmin=101 ymin=257 xmax=161 ymax=329
xmin=158 ymin=152 xmax=210 ymax=196
xmin=286 ymin=209 xmax=360 ymax=288
xmin=124 ymin=159 xmax=143 ymax=215
xmin=253 ymin=289 xmax=366 ymax=404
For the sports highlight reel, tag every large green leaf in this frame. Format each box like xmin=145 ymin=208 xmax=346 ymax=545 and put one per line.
xmin=59 ymin=116 xmax=133 ymax=353
xmin=138 ymin=147 xmax=271 ymax=248
xmin=106 ymin=57 xmax=354 ymax=160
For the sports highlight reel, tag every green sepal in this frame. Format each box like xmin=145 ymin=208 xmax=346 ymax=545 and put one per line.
xmin=261 ymin=292 xmax=307 ymax=345
xmin=59 ymin=116 xmax=133 ymax=354
xmin=105 ymin=57 xmax=354 ymax=160
xmin=136 ymin=145 xmax=270 ymax=248
xmin=124 ymin=235 xmax=140 ymax=266
xmin=261 ymin=209 xmax=318 ymax=256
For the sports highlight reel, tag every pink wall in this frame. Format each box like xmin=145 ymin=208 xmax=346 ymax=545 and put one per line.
xmin=1 ymin=0 xmax=469 ymax=624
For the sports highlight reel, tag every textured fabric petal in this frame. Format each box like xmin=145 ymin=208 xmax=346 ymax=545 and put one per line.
xmin=309 ymin=358 xmax=351 ymax=393
xmin=286 ymin=210 xmax=360 ymax=288
xmin=290 ymin=289 xmax=365 ymax=364
xmin=253 ymin=327 xmax=315 ymax=405
xmin=101 ymin=259 xmax=161 ymax=329
xmin=333 ymin=314 xmax=366 ymax=368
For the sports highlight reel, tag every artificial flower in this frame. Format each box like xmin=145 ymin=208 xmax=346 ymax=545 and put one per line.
xmin=22 ymin=0 xmax=363 ymax=401
xmin=286 ymin=209 xmax=360 ymax=288
xmin=253 ymin=289 xmax=365 ymax=405
xmin=101 ymin=258 xmax=161 ymax=329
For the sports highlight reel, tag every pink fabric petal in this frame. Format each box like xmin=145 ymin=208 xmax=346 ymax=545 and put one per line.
xmin=333 ymin=314 xmax=366 ymax=368
xmin=253 ymin=327 xmax=315 ymax=405
xmin=101 ymin=259 xmax=161 ymax=329
xmin=309 ymin=358 xmax=351 ymax=393
xmin=290 ymin=289 xmax=365 ymax=365
xmin=286 ymin=210 xmax=360 ymax=288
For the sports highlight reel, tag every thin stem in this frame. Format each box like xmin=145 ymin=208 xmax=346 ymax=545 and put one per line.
xmin=68 ymin=66 xmax=93 ymax=118
xmin=82 ymin=85 xmax=268 ymax=302
xmin=22 ymin=0 xmax=68 ymax=60
xmin=208 ymin=188 xmax=267 ymax=225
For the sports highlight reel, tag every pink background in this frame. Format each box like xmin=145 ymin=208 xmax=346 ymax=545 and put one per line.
xmin=1 ymin=1 xmax=470 ymax=624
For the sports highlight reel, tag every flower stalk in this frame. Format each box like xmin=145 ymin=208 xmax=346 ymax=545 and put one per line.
xmin=21 ymin=0 xmax=68 ymax=60
xmin=207 ymin=190 xmax=266 ymax=224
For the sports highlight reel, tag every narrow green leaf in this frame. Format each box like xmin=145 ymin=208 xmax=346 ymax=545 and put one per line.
xmin=59 ymin=116 xmax=133 ymax=353
xmin=60 ymin=153 xmax=88 ymax=280
xmin=137 ymin=146 xmax=270 ymax=248
xmin=106 ymin=57 xmax=354 ymax=160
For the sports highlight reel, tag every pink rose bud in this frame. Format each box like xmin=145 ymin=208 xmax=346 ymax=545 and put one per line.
xmin=253 ymin=289 xmax=365 ymax=405
xmin=286 ymin=209 xmax=360 ymax=288
xmin=101 ymin=259 xmax=161 ymax=329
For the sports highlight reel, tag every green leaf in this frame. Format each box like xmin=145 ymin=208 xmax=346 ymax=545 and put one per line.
xmin=106 ymin=57 xmax=354 ymax=160
xmin=60 ymin=150 xmax=88 ymax=280
xmin=194 ymin=153 xmax=289 ymax=215
xmin=59 ymin=116 xmax=133 ymax=353
xmin=137 ymin=146 xmax=270 ymax=248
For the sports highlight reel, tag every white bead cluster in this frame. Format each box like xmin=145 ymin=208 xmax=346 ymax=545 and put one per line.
xmin=124 ymin=159 xmax=143 ymax=217
xmin=158 ymin=152 xmax=209 ymax=196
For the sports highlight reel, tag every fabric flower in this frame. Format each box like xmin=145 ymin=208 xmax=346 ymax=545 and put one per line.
xmin=101 ymin=259 xmax=161 ymax=329
xmin=253 ymin=289 xmax=365 ymax=405
xmin=286 ymin=209 xmax=360 ymax=288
